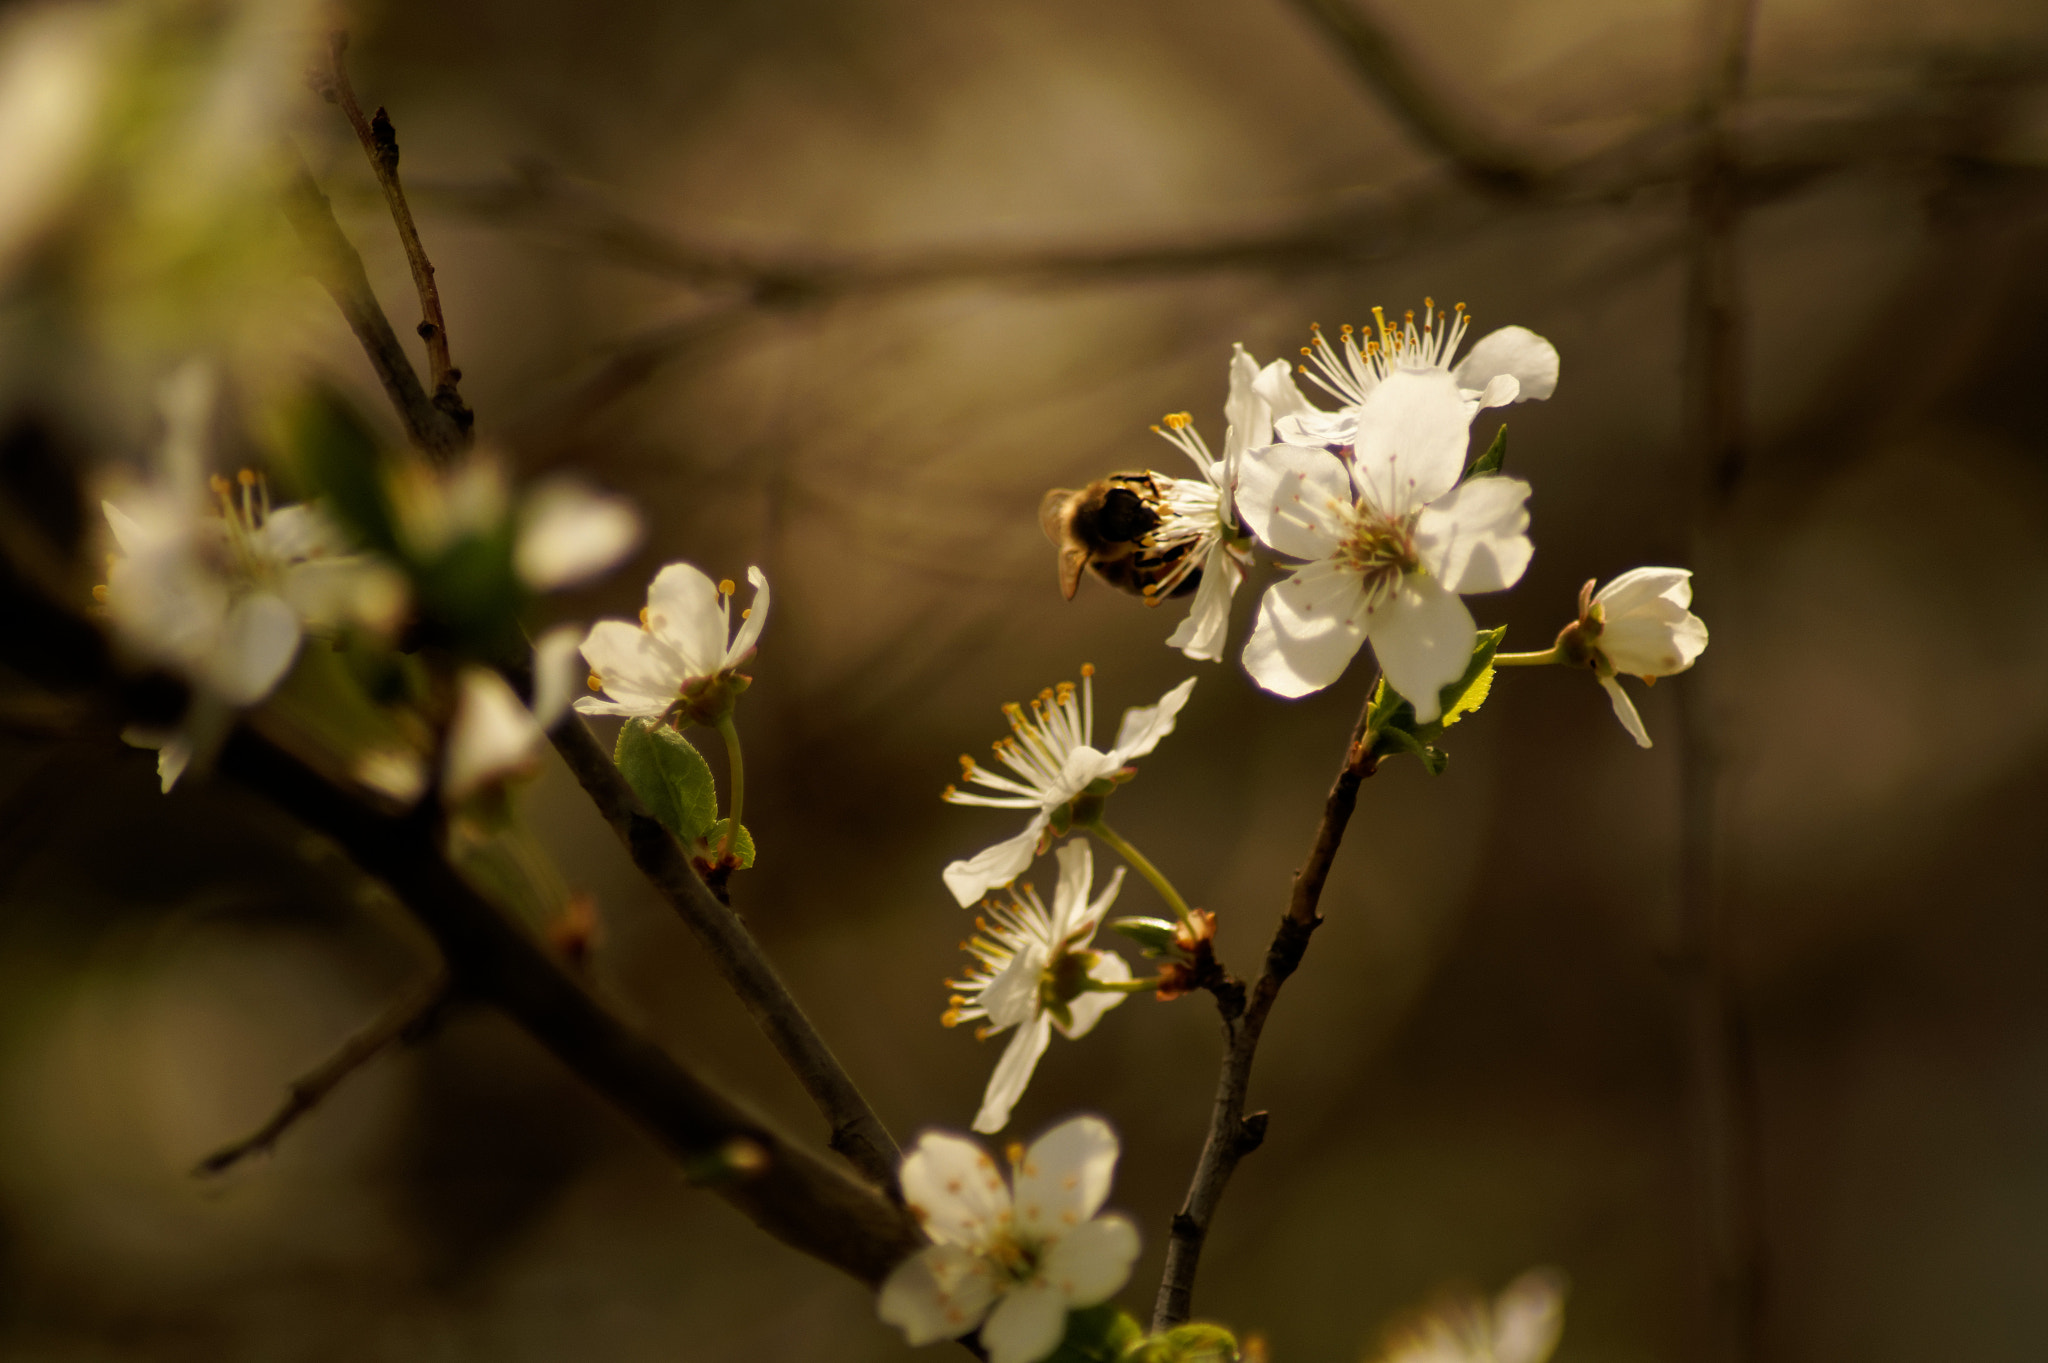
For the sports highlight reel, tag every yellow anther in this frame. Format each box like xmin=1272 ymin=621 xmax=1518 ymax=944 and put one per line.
xmin=1141 ymin=582 xmax=1159 ymax=595
xmin=90 ymin=584 xmax=109 ymax=603
xmin=1150 ymin=423 xmax=1163 ymax=433
xmin=1163 ymin=412 xmax=1192 ymax=430
xmin=740 ymin=608 xmax=752 ymax=619
xmin=1455 ymin=301 xmax=1466 ymax=312
xmin=1299 ymin=347 xmax=1313 ymax=358
xmin=1425 ymin=295 xmax=1435 ymax=309
xmin=1404 ymin=309 xmax=1415 ymax=322
xmin=1080 ymin=663 xmax=1095 ymax=677
xmin=587 ymin=673 xmax=603 ymax=691
xmin=1340 ymin=323 xmax=1354 ymax=335
xmin=1006 ymin=1142 xmax=1025 ymax=1169
xmin=718 ymin=578 xmax=736 ymax=596
xmin=208 ymin=474 xmax=230 ymax=495
xmin=638 ymin=606 xmax=649 ymax=628
xmin=237 ymin=468 xmax=256 ymax=487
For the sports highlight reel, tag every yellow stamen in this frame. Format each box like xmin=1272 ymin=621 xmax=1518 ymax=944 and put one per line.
xmin=587 ymin=673 xmax=603 ymax=691
xmin=638 ymin=606 xmax=649 ymax=629
xmin=208 ymin=474 xmax=230 ymax=496
xmin=740 ymin=608 xmax=751 ymax=619
xmin=1080 ymin=663 xmax=1095 ymax=677
xmin=718 ymin=578 xmax=736 ymax=596
xmin=90 ymin=584 xmax=108 ymax=603
xmin=236 ymin=468 xmax=256 ymax=487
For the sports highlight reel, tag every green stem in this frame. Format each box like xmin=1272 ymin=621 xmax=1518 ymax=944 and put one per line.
xmin=1084 ymin=820 xmax=1195 ymax=929
xmin=1493 ymin=645 xmax=1562 ymax=667
xmin=715 ymin=713 xmax=745 ymax=864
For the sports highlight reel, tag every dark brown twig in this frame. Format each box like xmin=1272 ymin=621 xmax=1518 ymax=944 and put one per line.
xmin=1676 ymin=1 xmax=1767 ymax=1360
xmin=278 ymin=147 xmax=467 ymax=459
xmin=1152 ymin=680 xmax=1382 ymax=1330
xmin=1279 ymin=0 xmax=1538 ymax=193
xmin=311 ymin=33 xmax=473 ymax=447
xmin=547 ymin=716 xmax=901 ymax=1190
xmin=193 ymin=968 xmax=451 ymax=1176
xmin=216 ymin=728 xmax=922 ymax=1284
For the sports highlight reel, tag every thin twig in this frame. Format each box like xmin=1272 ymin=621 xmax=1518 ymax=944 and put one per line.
xmin=215 ymin=727 xmax=922 ymax=1285
xmin=547 ymin=716 xmax=902 ymax=1190
xmin=312 ymin=33 xmax=473 ymax=443
xmin=1152 ymin=679 xmax=1383 ymax=1330
xmin=1279 ymin=0 xmax=1538 ymax=193
xmin=193 ymin=969 xmax=452 ymax=1176
xmin=277 ymin=147 xmax=469 ymax=460
xmin=1676 ymin=1 xmax=1767 ymax=1360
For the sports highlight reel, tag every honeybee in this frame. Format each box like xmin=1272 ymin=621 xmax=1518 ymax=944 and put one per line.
xmin=1039 ymin=472 xmax=1203 ymax=604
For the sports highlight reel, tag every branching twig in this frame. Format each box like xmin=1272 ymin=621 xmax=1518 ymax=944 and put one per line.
xmin=312 ymin=33 xmax=473 ymax=443
xmin=278 ymin=148 xmax=468 ymax=460
xmin=1152 ymin=680 xmax=1383 ymax=1330
xmin=193 ymin=968 xmax=452 ymax=1176
xmin=547 ymin=716 xmax=902 ymax=1191
xmin=215 ymin=728 xmax=922 ymax=1285
xmin=1279 ymin=0 xmax=1539 ymax=193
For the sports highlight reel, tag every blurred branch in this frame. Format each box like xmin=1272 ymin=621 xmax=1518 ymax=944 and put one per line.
xmin=193 ymin=968 xmax=451 ymax=1176
xmin=216 ymin=727 xmax=923 ymax=1285
xmin=310 ymin=33 xmax=474 ymax=445
xmin=1152 ymin=679 xmax=1383 ymax=1330
xmin=545 ymin=716 xmax=902 ymax=1190
xmin=1677 ymin=1 xmax=1767 ymax=1360
xmin=278 ymin=147 xmax=470 ymax=460
xmin=1277 ymin=0 xmax=1539 ymax=192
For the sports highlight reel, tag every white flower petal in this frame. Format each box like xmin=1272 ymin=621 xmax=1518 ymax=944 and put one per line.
xmin=1452 ymin=325 xmax=1559 ymax=403
xmin=1274 ymin=407 xmax=1356 ymax=448
xmin=1252 ymin=356 xmax=1318 ymax=430
xmin=1049 ymin=839 xmax=1095 ymax=941
xmin=1056 ymin=950 xmax=1128 ymax=1041
xmin=1077 ymin=865 xmax=1126 ymax=938
xmin=1367 ymin=575 xmax=1476 ymax=724
xmin=973 ymin=1014 xmax=1052 ymax=1134
xmin=100 ymin=498 xmax=150 ymax=555
xmin=1599 ymin=673 xmax=1652 ymax=748
xmin=982 ymin=1280 xmax=1069 ymax=1363
xmin=979 ymin=944 xmax=1047 ymax=1031
xmin=1474 ymin=372 xmax=1520 ymax=410
xmin=1235 ymin=443 xmax=1350 ymax=561
xmin=1594 ymin=566 xmax=1692 ymax=616
xmin=643 ymin=561 xmax=728 ymax=676
xmin=1492 ymin=1269 xmax=1569 ymax=1363
xmin=1220 ymin=344 xmax=1271 ymax=469
xmin=1240 ymin=561 xmax=1370 ymax=699
xmin=442 ymin=666 xmax=543 ymax=802
xmin=1108 ymin=676 xmax=1196 ymax=762
xmin=944 ymin=814 xmax=1049 ymax=908
xmin=1600 ymin=606 xmax=1707 ymax=677
xmin=1040 ymin=1214 xmax=1141 ymax=1308
xmin=530 ymin=624 xmax=584 ymax=729
xmin=1015 ymin=1115 xmax=1120 ymax=1232
xmin=1352 ymin=368 xmax=1471 ymax=516
xmin=578 ymin=618 xmax=684 ymax=714
xmin=879 ymin=1243 xmax=999 ymax=1345
xmin=207 ymin=592 xmax=300 ymax=705
xmin=514 ymin=479 xmax=643 ymax=592
xmin=1165 ymin=541 xmax=1240 ymax=663
xmin=1413 ymin=475 xmax=1533 ymax=596
xmin=901 ymin=1131 xmax=1013 ymax=1245
xmin=572 ymin=696 xmax=656 ymax=717
xmin=724 ymin=565 xmax=770 ymax=667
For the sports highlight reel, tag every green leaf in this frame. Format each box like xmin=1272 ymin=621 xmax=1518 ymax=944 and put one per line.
xmin=1431 ymin=625 xmax=1505 ymax=732
xmin=1046 ymin=1305 xmax=1147 ymax=1363
xmin=614 ymin=719 xmax=718 ymax=841
xmin=1109 ymin=917 xmax=1181 ymax=954
xmin=704 ymin=819 xmax=757 ymax=868
xmin=1466 ymin=422 xmax=1507 ymax=478
xmin=1130 ymin=1322 xmax=1242 ymax=1363
xmin=1366 ymin=626 xmax=1504 ymax=770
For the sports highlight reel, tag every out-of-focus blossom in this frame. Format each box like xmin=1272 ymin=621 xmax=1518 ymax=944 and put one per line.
xmin=1369 ymin=1269 xmax=1566 ymax=1363
xmin=944 ymin=841 xmax=1130 ymax=1133
xmin=0 ymin=5 xmax=108 ymax=278
xmin=513 ymin=479 xmax=643 ymax=592
xmin=1276 ymin=301 xmax=1559 ymax=448
xmin=1236 ymin=369 xmax=1531 ymax=716
xmin=1559 ymin=569 xmax=1708 ymax=748
xmin=941 ymin=668 xmax=1194 ymax=907
xmin=879 ymin=1117 xmax=1141 ymax=1363
xmin=575 ymin=562 xmax=768 ymax=720
xmin=1142 ymin=345 xmax=1296 ymax=662
xmin=441 ymin=626 xmax=583 ymax=803
xmin=100 ymin=363 xmax=405 ymax=789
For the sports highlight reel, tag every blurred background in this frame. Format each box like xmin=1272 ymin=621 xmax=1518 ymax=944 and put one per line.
xmin=4 ymin=0 xmax=2048 ymax=1358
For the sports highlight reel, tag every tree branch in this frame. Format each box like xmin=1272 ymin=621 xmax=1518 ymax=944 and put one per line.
xmin=1152 ymin=681 xmax=1382 ymax=1330
xmin=546 ymin=715 xmax=902 ymax=1190
xmin=311 ymin=33 xmax=473 ymax=443
xmin=193 ymin=968 xmax=451 ymax=1176
xmin=278 ymin=146 xmax=470 ymax=460
xmin=215 ymin=728 xmax=922 ymax=1285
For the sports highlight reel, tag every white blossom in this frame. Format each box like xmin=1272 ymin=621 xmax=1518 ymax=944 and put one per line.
xmin=1276 ymin=300 xmax=1559 ymax=448
xmin=879 ymin=1116 xmax=1141 ymax=1363
xmin=100 ymin=364 xmax=405 ymax=790
xmin=941 ymin=668 xmax=1194 ymax=907
xmin=574 ymin=562 xmax=768 ymax=719
xmin=1142 ymin=344 xmax=1298 ymax=662
xmin=441 ymin=626 xmax=583 ymax=803
xmin=513 ymin=478 xmax=643 ymax=592
xmin=1371 ymin=1269 xmax=1566 ymax=1363
xmin=1236 ymin=368 xmax=1531 ymax=717
xmin=945 ymin=841 xmax=1130 ymax=1133
xmin=1573 ymin=568 xmax=1708 ymax=748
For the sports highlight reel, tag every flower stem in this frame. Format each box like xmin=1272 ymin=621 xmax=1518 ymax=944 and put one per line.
xmin=1493 ymin=645 xmax=1562 ymax=666
xmin=715 ymin=713 xmax=745 ymax=864
xmin=1084 ymin=820 xmax=1195 ymax=929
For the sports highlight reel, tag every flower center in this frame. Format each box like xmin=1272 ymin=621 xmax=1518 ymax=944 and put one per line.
xmin=1338 ymin=503 xmax=1420 ymax=603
